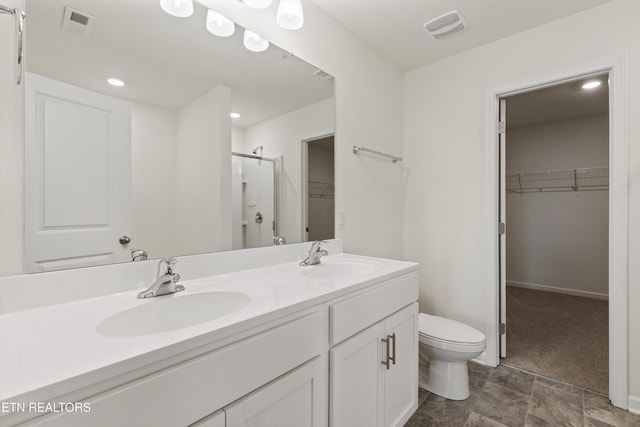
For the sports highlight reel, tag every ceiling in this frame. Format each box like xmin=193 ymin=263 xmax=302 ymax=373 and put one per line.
xmin=506 ymin=74 xmax=609 ymax=129
xmin=311 ymin=0 xmax=615 ymax=71
xmin=26 ymin=0 xmax=615 ymax=127
xmin=26 ymin=0 xmax=334 ymax=128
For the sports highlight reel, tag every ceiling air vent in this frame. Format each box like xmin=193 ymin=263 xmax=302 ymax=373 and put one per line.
xmin=62 ymin=6 xmax=95 ymax=37
xmin=424 ymin=10 xmax=467 ymax=39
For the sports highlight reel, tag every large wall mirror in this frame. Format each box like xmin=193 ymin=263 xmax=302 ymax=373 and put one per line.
xmin=23 ymin=0 xmax=335 ymax=273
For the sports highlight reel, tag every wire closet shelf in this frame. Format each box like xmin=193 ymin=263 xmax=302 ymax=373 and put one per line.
xmin=308 ymin=180 xmax=334 ymax=199
xmin=506 ymin=166 xmax=609 ymax=193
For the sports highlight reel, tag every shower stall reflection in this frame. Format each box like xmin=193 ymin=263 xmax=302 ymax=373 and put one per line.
xmin=231 ymin=152 xmax=280 ymax=249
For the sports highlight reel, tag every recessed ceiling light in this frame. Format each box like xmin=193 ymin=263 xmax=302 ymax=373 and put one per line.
xmin=230 ymin=112 xmax=241 ymax=118
xmin=107 ymin=78 xmax=125 ymax=87
xmin=582 ymin=80 xmax=601 ymax=90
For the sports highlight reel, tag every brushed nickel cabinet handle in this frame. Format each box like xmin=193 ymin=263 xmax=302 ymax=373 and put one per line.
xmin=389 ymin=333 xmax=396 ymax=365
xmin=381 ymin=336 xmax=391 ymax=370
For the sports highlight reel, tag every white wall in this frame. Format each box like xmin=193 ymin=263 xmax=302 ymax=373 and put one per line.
xmin=175 ymin=85 xmax=232 ymax=256
xmin=403 ymin=0 xmax=640 ymax=405
xmin=132 ymin=96 xmax=239 ymax=260
xmin=232 ymin=127 xmax=245 ymax=153
xmin=131 ymin=103 xmax=178 ymax=260
xmin=197 ymin=0 xmax=405 ymax=259
xmin=242 ymin=98 xmax=335 ymax=244
xmin=506 ymin=114 xmax=609 ymax=297
xmin=0 ymin=0 xmax=25 ymax=275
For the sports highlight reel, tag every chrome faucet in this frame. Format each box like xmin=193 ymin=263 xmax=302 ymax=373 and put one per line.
xmin=299 ymin=241 xmax=329 ymax=266
xmin=137 ymin=257 xmax=185 ymax=299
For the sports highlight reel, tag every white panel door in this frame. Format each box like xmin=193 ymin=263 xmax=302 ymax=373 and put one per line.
xmin=25 ymin=72 xmax=132 ymax=272
xmin=330 ymin=321 xmax=385 ymax=427
xmin=384 ymin=303 xmax=419 ymax=427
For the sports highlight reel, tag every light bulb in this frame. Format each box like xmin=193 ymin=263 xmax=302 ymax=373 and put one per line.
xmin=107 ymin=78 xmax=125 ymax=87
xmin=242 ymin=0 xmax=272 ymax=9
xmin=160 ymin=0 xmax=193 ymax=17
xmin=582 ymin=80 xmax=602 ymax=90
xmin=206 ymin=9 xmax=235 ymax=37
xmin=243 ymin=29 xmax=269 ymax=52
xmin=277 ymin=0 xmax=304 ymax=30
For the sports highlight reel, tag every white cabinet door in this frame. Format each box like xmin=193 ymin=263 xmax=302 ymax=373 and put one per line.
xmin=225 ymin=359 xmax=321 ymax=427
xmin=384 ymin=303 xmax=419 ymax=427
xmin=330 ymin=321 xmax=385 ymax=427
xmin=330 ymin=303 xmax=419 ymax=427
xmin=24 ymin=72 xmax=132 ymax=272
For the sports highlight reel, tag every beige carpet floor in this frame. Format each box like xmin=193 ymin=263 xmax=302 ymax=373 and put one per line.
xmin=504 ymin=286 xmax=608 ymax=395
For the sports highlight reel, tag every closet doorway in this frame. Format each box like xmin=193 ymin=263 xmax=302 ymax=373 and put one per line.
xmin=302 ymin=134 xmax=335 ymax=242
xmin=499 ymin=75 xmax=610 ymax=394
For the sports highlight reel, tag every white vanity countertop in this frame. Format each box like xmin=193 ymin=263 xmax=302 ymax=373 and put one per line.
xmin=0 ymin=253 xmax=417 ymax=405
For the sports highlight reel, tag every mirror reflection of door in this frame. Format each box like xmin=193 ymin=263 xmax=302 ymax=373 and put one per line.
xmin=231 ymin=154 xmax=278 ymax=250
xmin=24 ymin=73 xmax=133 ymax=272
xmin=305 ymin=136 xmax=335 ymax=241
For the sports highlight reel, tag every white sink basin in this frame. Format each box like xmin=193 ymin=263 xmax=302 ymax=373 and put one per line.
xmin=97 ymin=291 xmax=251 ymax=337
xmin=301 ymin=260 xmax=381 ymax=280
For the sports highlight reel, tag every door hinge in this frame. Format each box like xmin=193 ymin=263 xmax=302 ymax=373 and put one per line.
xmin=498 ymin=121 xmax=506 ymax=134
xmin=498 ymin=222 xmax=506 ymax=235
xmin=499 ymin=323 xmax=506 ymax=335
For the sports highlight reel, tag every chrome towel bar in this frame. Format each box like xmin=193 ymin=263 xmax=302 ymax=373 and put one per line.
xmin=1 ymin=3 xmax=25 ymax=85
xmin=352 ymin=145 xmax=402 ymax=163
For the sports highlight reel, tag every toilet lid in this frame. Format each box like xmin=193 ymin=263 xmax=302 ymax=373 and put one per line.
xmin=419 ymin=313 xmax=485 ymax=344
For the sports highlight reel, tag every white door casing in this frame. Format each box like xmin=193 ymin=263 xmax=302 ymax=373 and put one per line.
xmin=484 ymin=55 xmax=629 ymax=408
xmin=25 ymin=72 xmax=132 ymax=272
xmin=499 ymin=98 xmax=507 ymax=358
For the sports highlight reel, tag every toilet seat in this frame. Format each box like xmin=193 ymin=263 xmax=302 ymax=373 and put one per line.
xmin=418 ymin=313 xmax=485 ymax=352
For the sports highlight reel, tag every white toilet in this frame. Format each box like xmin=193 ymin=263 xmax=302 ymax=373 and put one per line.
xmin=418 ymin=313 xmax=486 ymax=400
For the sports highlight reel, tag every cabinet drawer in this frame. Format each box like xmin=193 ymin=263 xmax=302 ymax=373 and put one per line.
xmin=32 ymin=311 xmax=323 ymax=427
xmin=330 ymin=273 xmax=418 ymax=346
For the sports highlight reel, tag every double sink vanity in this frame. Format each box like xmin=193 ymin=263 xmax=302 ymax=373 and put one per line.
xmin=0 ymin=240 xmax=419 ymax=427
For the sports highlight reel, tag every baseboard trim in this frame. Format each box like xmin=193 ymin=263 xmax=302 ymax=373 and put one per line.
xmin=507 ymin=280 xmax=608 ymax=301
xmin=629 ymin=395 xmax=640 ymax=414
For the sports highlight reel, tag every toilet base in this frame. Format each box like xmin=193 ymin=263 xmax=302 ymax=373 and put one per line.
xmin=421 ymin=359 xmax=470 ymax=400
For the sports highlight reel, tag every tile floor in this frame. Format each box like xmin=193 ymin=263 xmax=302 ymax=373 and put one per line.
xmin=405 ymin=363 xmax=640 ymax=427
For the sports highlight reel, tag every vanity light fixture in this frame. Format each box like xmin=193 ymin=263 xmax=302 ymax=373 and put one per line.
xmin=241 ymin=0 xmax=304 ymax=31
xmin=206 ymin=9 xmax=235 ymax=37
xmin=243 ymin=29 xmax=269 ymax=52
xmin=276 ymin=0 xmax=304 ymax=30
xmin=582 ymin=80 xmax=602 ymax=90
xmin=242 ymin=0 xmax=272 ymax=9
xmin=230 ymin=112 xmax=241 ymax=118
xmin=160 ymin=0 xmax=193 ymax=18
xmin=107 ymin=78 xmax=125 ymax=87
xmin=159 ymin=1 xmax=283 ymax=53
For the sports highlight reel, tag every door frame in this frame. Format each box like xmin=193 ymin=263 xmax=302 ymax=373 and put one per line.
xmin=301 ymin=133 xmax=335 ymax=242
xmin=484 ymin=55 xmax=629 ymax=408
